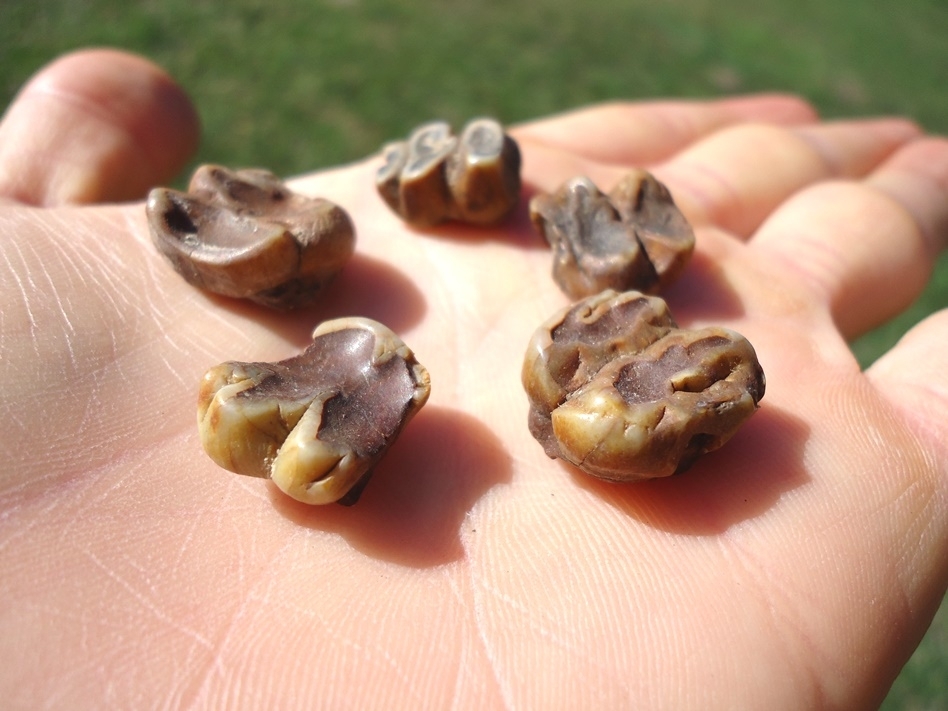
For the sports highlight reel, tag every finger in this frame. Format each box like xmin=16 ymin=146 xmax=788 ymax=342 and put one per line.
xmin=513 ymin=93 xmax=817 ymax=167
xmin=654 ymin=118 xmax=921 ymax=237
xmin=515 ymin=94 xmax=818 ymax=193
xmin=0 ymin=48 xmax=200 ymax=206
xmin=867 ymin=309 xmax=948 ymax=457
xmin=750 ymin=137 xmax=948 ymax=338
xmin=865 ymin=308 xmax=948 ymax=622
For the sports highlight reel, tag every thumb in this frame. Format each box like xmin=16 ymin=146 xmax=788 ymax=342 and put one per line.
xmin=0 ymin=48 xmax=200 ymax=206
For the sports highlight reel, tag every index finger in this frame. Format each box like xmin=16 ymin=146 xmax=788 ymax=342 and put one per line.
xmin=511 ymin=93 xmax=817 ymax=172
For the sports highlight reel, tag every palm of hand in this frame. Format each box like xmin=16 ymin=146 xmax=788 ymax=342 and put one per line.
xmin=2 ymin=52 xmax=947 ymax=710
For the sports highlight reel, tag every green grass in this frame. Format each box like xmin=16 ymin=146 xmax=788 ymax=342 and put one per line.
xmin=2 ymin=0 xmax=946 ymax=706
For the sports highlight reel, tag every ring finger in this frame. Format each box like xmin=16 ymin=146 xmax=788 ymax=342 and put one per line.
xmin=653 ymin=117 xmax=920 ymax=238
xmin=749 ymin=136 xmax=948 ymax=338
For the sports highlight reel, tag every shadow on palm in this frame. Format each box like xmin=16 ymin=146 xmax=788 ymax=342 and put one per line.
xmin=569 ymin=404 xmax=811 ymax=535
xmin=268 ymin=405 xmax=512 ymax=567
xmin=201 ymin=252 xmax=429 ymax=349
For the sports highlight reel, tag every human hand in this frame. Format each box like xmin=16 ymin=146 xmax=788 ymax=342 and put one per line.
xmin=1 ymin=49 xmax=945 ymax=710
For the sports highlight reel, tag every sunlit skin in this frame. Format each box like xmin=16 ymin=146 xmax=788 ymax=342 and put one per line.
xmin=1 ymin=49 xmax=946 ymax=709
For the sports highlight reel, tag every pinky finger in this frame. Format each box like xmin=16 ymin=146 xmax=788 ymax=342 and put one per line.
xmin=867 ymin=309 xmax=948 ymax=460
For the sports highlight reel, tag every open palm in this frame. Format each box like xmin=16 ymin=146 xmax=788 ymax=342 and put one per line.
xmin=2 ymin=50 xmax=946 ymax=710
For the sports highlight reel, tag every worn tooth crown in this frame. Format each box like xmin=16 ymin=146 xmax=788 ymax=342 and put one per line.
xmin=147 ymin=164 xmax=355 ymax=309
xmin=375 ymin=117 xmax=521 ymax=227
xmin=530 ymin=170 xmax=695 ymax=299
xmin=197 ymin=317 xmax=430 ymax=505
xmin=522 ymin=290 xmax=765 ymax=481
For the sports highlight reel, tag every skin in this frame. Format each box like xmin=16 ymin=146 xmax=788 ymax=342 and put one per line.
xmin=0 ymin=49 xmax=946 ymax=710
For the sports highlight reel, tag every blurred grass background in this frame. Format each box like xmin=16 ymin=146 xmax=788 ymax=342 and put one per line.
xmin=1 ymin=0 xmax=945 ymax=706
